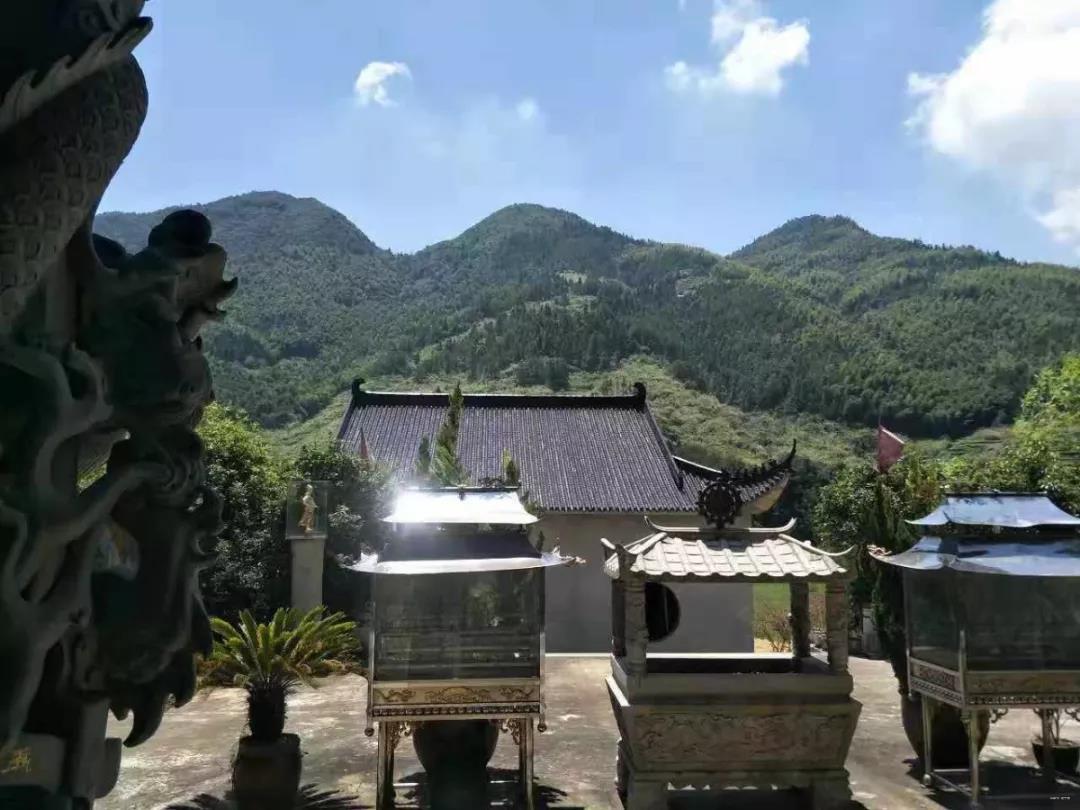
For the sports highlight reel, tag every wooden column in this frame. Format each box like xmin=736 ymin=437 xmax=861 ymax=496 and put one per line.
xmin=825 ymin=580 xmax=849 ymax=675
xmin=790 ymin=581 xmax=811 ymax=659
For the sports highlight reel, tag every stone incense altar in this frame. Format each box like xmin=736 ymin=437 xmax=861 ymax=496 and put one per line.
xmin=603 ymin=474 xmax=860 ymax=809
xmin=0 ymin=3 xmax=235 ymax=805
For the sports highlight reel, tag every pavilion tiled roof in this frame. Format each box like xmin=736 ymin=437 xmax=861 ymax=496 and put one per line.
xmin=602 ymin=524 xmax=849 ymax=582
xmin=338 ymin=382 xmax=739 ymax=513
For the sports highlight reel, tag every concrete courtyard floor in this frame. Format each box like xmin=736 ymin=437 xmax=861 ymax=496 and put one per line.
xmin=101 ymin=656 xmax=1079 ymax=809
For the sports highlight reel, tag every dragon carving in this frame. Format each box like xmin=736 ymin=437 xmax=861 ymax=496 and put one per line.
xmin=0 ymin=2 xmax=236 ymax=804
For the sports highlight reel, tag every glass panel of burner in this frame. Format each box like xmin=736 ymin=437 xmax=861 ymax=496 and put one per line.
xmin=374 ymin=569 xmax=542 ymax=681
xmin=959 ymin=573 xmax=1080 ymax=671
xmin=906 ymin=570 xmax=959 ymax=670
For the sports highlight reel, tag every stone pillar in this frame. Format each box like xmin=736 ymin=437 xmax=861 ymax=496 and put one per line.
xmin=623 ymin=577 xmax=648 ymax=676
xmin=611 ymin=579 xmax=627 ymax=657
xmin=825 ymin=581 xmax=849 ymax=675
xmin=790 ymin=581 xmax=811 ymax=659
xmin=291 ymin=537 xmax=326 ymax=612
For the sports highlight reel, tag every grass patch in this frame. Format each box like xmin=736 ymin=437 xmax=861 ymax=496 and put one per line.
xmin=754 ymin=583 xmax=790 ymax=615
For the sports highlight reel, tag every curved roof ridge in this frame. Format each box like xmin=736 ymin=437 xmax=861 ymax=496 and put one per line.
xmin=349 ymin=382 xmax=650 ymax=410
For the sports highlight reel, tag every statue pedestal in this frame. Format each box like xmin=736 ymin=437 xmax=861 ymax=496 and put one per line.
xmin=290 ymin=536 xmax=326 ymax=612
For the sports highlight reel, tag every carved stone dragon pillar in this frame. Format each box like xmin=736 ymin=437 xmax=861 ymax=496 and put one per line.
xmin=0 ymin=3 xmax=235 ymax=806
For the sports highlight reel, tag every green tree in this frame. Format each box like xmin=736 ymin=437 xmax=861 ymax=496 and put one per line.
xmin=813 ymin=452 xmax=943 ymax=689
xmin=502 ymin=449 xmax=520 ymax=487
xmin=198 ymin=403 xmax=288 ymax=622
xmin=945 ymin=353 xmax=1080 ymax=512
xmin=430 ymin=382 xmax=469 ymax=484
xmin=293 ymin=439 xmax=393 ymax=559
xmin=292 ymin=440 xmax=394 ymax=639
xmin=545 ymin=357 xmax=570 ymax=391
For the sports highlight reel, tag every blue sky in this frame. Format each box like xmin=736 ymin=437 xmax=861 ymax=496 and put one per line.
xmin=102 ymin=0 xmax=1080 ymax=265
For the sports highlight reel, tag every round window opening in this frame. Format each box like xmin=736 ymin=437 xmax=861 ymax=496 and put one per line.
xmin=645 ymin=582 xmax=681 ymax=642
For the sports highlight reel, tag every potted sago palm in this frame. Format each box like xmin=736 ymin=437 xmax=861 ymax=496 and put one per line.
xmin=204 ymin=607 xmax=358 ymax=810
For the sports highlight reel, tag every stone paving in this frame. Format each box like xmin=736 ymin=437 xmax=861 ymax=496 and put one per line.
xmin=101 ymin=656 xmax=1075 ymax=809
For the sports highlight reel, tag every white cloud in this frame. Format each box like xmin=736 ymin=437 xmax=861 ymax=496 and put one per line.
xmin=270 ymin=89 xmax=582 ymax=251
xmin=516 ymin=97 xmax=540 ymax=123
xmin=353 ymin=61 xmax=412 ymax=107
xmin=665 ymin=0 xmax=809 ymax=98
xmin=907 ymin=0 xmax=1080 ymax=252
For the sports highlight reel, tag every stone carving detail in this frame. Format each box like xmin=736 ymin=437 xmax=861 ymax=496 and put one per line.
xmin=423 ymin=685 xmax=538 ymax=705
xmin=501 ymin=718 xmax=525 ymax=746
xmin=696 ymin=442 xmax=796 ymax=527
xmin=967 ymin=671 xmax=1080 ymax=696
xmin=0 ymin=2 xmax=235 ymax=803
xmin=377 ymin=689 xmax=417 ymax=704
xmin=372 ymin=703 xmax=542 ymax=719
xmin=910 ymin=662 xmax=959 ymax=692
xmin=634 ymin=712 xmax=852 ymax=766
xmin=623 ymin=578 xmax=648 ymax=673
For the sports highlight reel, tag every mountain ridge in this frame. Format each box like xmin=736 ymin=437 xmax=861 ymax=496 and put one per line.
xmin=94 ymin=192 xmax=1080 ymax=435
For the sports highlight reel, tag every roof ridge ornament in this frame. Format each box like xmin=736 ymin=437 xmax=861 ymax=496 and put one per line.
xmin=351 ymin=376 xmax=366 ymax=402
xmin=695 ymin=441 xmax=797 ymax=528
xmin=643 ymin=516 xmax=797 ymax=535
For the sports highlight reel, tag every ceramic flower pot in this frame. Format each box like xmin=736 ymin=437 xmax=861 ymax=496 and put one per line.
xmin=412 ymin=720 xmax=500 ymax=774
xmin=1032 ymin=737 xmax=1080 ymax=775
xmin=232 ymin=732 xmax=301 ymax=810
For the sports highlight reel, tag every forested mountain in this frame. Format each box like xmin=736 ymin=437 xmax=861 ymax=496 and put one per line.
xmin=95 ymin=193 xmax=1080 ymax=436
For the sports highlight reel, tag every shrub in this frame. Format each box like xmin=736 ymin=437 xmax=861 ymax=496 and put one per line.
xmin=202 ymin=607 xmax=358 ymax=741
xmin=198 ymin=403 xmax=288 ymax=622
xmin=753 ymin=603 xmax=791 ymax=652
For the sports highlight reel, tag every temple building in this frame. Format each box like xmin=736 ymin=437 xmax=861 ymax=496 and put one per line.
xmin=334 ymin=380 xmax=795 ymax=652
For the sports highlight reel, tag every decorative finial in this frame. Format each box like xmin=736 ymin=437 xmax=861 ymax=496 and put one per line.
xmin=351 ymin=377 xmax=366 ymax=402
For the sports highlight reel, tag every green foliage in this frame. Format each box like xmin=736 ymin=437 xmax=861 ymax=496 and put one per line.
xmin=944 ymin=353 xmax=1080 ymax=512
xmin=203 ymin=607 xmax=357 ymax=740
xmin=502 ymin=449 xmax=520 ymax=486
xmin=813 ymin=355 xmax=1079 ymax=690
xmin=429 ymin=382 xmax=469 ymax=485
xmin=291 ymin=440 xmax=393 ymax=628
xmin=198 ymin=403 xmax=288 ymax=622
xmin=98 ymin=194 xmax=1080 ymax=437
xmin=293 ymin=439 xmax=394 ymax=557
xmin=813 ymin=453 xmax=945 ymax=688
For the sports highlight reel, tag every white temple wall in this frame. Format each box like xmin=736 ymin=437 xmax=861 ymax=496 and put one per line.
xmin=537 ymin=512 xmax=754 ymax=653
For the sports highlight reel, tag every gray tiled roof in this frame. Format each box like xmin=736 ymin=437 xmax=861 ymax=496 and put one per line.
xmin=338 ymin=385 xmax=721 ymax=513
xmin=603 ymin=527 xmax=848 ymax=581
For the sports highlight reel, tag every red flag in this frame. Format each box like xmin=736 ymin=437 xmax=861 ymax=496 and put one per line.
xmin=876 ymin=425 xmax=905 ymax=473
xmin=359 ymin=426 xmax=370 ymax=461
